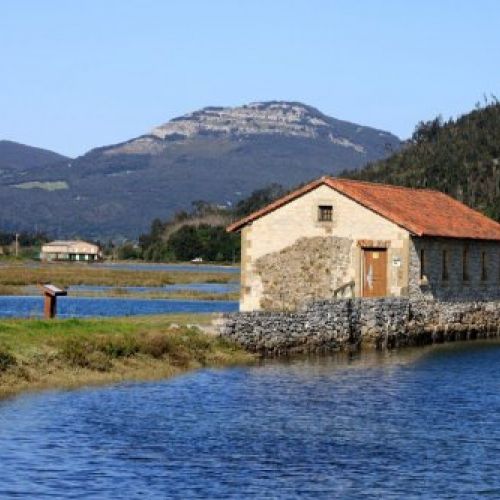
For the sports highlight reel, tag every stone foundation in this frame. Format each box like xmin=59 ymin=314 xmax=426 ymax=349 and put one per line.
xmin=219 ymin=298 xmax=500 ymax=356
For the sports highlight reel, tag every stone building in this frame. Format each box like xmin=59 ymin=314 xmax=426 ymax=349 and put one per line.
xmin=228 ymin=176 xmax=500 ymax=312
xmin=40 ymin=240 xmax=102 ymax=262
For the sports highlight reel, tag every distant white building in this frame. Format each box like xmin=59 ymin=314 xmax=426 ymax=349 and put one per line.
xmin=40 ymin=240 xmax=102 ymax=262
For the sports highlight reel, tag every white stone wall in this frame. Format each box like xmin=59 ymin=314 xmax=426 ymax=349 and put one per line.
xmin=240 ymin=185 xmax=410 ymax=311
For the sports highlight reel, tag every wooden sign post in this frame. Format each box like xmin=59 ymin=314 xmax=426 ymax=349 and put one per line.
xmin=41 ymin=284 xmax=67 ymax=319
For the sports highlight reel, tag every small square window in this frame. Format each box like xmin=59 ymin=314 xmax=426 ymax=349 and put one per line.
xmin=318 ymin=205 xmax=333 ymax=222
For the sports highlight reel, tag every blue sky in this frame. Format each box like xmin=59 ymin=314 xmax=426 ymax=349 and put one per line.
xmin=1 ymin=0 xmax=498 ymax=157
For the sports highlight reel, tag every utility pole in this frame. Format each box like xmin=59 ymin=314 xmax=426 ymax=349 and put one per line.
xmin=15 ymin=233 xmax=19 ymax=257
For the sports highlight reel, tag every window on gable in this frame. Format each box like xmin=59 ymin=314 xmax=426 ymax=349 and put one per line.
xmin=318 ymin=205 xmax=333 ymax=222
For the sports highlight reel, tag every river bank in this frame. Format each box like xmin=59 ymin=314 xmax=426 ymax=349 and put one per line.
xmin=0 ymin=261 xmax=239 ymax=288
xmin=0 ymin=260 xmax=240 ymax=303
xmin=0 ymin=315 xmax=254 ymax=400
xmin=2 ymin=339 xmax=500 ymax=497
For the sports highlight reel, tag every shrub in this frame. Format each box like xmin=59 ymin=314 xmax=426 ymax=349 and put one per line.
xmin=0 ymin=349 xmax=17 ymax=372
xmin=60 ymin=338 xmax=115 ymax=371
xmin=138 ymin=332 xmax=173 ymax=358
xmin=167 ymin=346 xmax=191 ymax=367
xmin=96 ymin=335 xmax=139 ymax=358
xmin=86 ymin=352 xmax=112 ymax=372
xmin=61 ymin=338 xmax=93 ymax=368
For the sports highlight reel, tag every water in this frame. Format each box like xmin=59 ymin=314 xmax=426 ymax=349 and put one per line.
xmin=1 ymin=340 xmax=500 ymax=498
xmin=67 ymin=283 xmax=240 ymax=294
xmin=0 ymin=261 xmax=240 ymax=274
xmin=0 ymin=296 xmax=238 ymax=318
xmin=96 ymin=262 xmax=240 ymax=274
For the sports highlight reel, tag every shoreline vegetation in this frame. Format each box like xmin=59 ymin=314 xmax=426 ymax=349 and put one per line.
xmin=0 ymin=315 xmax=254 ymax=401
xmin=0 ymin=261 xmax=246 ymax=400
xmin=0 ymin=261 xmax=239 ymax=288
xmin=0 ymin=260 xmax=240 ymax=300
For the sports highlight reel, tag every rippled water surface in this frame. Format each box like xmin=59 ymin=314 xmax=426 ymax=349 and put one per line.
xmin=2 ymin=262 xmax=240 ymax=274
xmin=1 ymin=341 xmax=500 ymax=498
xmin=0 ymin=296 xmax=238 ymax=318
xmin=96 ymin=262 xmax=240 ymax=273
xmin=67 ymin=283 xmax=240 ymax=294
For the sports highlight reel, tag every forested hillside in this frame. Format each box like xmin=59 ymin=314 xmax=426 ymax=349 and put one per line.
xmin=124 ymin=185 xmax=288 ymax=262
xmin=343 ymin=100 xmax=500 ymax=221
xmin=121 ymin=101 xmax=500 ymax=263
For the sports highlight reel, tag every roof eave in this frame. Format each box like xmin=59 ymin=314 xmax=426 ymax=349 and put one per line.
xmin=226 ymin=177 xmax=327 ymax=232
xmin=415 ymin=232 xmax=500 ymax=242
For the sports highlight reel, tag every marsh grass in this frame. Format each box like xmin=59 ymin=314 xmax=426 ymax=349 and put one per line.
xmin=0 ymin=315 xmax=253 ymax=399
xmin=0 ymin=285 xmax=239 ymax=301
xmin=73 ymin=289 xmax=239 ymax=301
xmin=0 ymin=262 xmax=238 ymax=288
xmin=0 ymin=285 xmax=21 ymax=295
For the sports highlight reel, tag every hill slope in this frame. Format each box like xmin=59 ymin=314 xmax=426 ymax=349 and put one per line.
xmin=0 ymin=102 xmax=401 ymax=238
xmin=0 ymin=140 xmax=69 ymax=176
xmin=343 ymin=101 xmax=500 ymax=221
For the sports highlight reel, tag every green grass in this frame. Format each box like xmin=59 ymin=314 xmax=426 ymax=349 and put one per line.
xmin=0 ymin=315 xmax=253 ymax=400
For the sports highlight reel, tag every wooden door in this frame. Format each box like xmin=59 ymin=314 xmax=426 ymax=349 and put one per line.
xmin=363 ymin=249 xmax=387 ymax=297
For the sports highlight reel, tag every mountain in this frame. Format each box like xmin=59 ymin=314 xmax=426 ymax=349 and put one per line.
xmin=343 ymin=101 xmax=500 ymax=221
xmin=0 ymin=101 xmax=401 ymax=238
xmin=0 ymin=140 xmax=69 ymax=175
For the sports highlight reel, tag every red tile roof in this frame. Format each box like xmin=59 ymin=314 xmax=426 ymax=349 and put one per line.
xmin=227 ymin=176 xmax=500 ymax=241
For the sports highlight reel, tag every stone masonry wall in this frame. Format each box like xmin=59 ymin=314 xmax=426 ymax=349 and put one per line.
xmin=239 ymin=183 xmax=409 ymax=311
xmin=254 ymin=236 xmax=353 ymax=311
xmin=220 ymin=298 xmax=500 ymax=356
xmin=409 ymin=237 xmax=500 ymax=302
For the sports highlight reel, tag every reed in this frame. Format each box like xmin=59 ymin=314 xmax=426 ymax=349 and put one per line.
xmin=0 ymin=262 xmax=238 ymax=287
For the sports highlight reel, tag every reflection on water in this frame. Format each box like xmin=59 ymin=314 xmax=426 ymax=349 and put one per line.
xmin=0 ymin=296 xmax=238 ymax=318
xmin=1 ymin=340 xmax=500 ymax=498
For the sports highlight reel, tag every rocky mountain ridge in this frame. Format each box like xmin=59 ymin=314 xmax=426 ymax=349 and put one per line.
xmin=151 ymin=101 xmax=383 ymax=149
xmin=0 ymin=101 xmax=401 ymax=238
xmin=103 ymin=102 xmax=397 ymax=157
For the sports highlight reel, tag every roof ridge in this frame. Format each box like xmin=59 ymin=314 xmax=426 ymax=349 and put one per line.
xmin=328 ymin=176 xmax=442 ymax=193
xmin=227 ymin=175 xmax=500 ymax=240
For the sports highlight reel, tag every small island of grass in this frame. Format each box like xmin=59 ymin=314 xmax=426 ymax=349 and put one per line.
xmin=0 ymin=314 xmax=254 ymax=400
